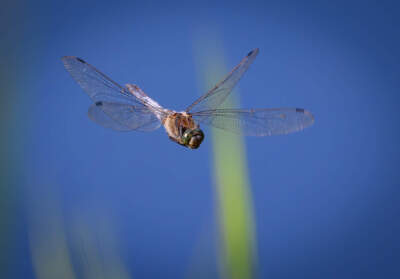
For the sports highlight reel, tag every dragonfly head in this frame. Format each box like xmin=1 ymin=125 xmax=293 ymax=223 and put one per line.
xmin=182 ymin=128 xmax=204 ymax=149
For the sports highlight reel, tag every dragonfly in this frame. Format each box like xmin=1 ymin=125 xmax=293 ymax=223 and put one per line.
xmin=61 ymin=48 xmax=314 ymax=149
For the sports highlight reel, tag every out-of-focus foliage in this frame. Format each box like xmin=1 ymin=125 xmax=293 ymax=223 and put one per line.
xmin=193 ymin=37 xmax=257 ymax=279
xmin=0 ymin=0 xmax=26 ymax=277
xmin=28 ymin=183 xmax=131 ymax=279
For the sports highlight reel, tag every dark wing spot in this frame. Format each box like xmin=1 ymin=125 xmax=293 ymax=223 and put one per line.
xmin=95 ymin=101 xmax=103 ymax=106
xmin=247 ymin=50 xmax=254 ymax=56
xmin=76 ymin=57 xmax=86 ymax=63
xmin=296 ymin=108 xmax=305 ymax=113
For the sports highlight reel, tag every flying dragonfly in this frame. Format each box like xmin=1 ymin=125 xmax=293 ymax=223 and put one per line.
xmin=61 ymin=48 xmax=314 ymax=149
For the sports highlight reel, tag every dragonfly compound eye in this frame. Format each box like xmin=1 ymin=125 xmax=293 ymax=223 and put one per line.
xmin=187 ymin=129 xmax=204 ymax=149
xmin=182 ymin=130 xmax=191 ymax=145
xmin=182 ymin=128 xmax=204 ymax=149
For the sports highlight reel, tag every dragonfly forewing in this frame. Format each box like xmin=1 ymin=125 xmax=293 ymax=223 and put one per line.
xmin=185 ymin=48 xmax=259 ymax=113
xmin=62 ymin=56 xmax=163 ymax=131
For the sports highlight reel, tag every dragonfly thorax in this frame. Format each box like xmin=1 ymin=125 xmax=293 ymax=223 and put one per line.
xmin=163 ymin=112 xmax=204 ymax=149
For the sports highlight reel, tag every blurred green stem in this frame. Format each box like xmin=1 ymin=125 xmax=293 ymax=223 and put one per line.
xmin=193 ymin=37 xmax=257 ymax=279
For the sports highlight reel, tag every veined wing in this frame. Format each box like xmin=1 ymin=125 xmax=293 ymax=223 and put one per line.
xmin=62 ymin=56 xmax=162 ymax=131
xmin=191 ymin=108 xmax=314 ymax=136
xmin=185 ymin=48 xmax=259 ymax=113
xmin=88 ymin=102 xmax=161 ymax=132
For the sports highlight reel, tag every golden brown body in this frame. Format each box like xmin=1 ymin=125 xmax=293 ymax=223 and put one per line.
xmin=163 ymin=112 xmax=201 ymax=147
xmin=126 ymin=84 xmax=204 ymax=149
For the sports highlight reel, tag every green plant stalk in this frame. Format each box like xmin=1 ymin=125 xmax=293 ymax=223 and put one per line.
xmin=28 ymin=184 xmax=76 ymax=279
xmin=212 ymin=104 xmax=257 ymax=279
xmin=194 ymin=43 xmax=257 ymax=279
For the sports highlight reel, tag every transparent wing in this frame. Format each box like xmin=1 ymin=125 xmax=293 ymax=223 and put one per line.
xmin=192 ymin=108 xmax=314 ymax=136
xmin=186 ymin=48 xmax=259 ymax=113
xmin=88 ymin=102 xmax=161 ymax=132
xmin=62 ymin=56 xmax=162 ymax=131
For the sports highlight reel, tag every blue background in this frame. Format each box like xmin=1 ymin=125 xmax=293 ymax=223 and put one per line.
xmin=3 ymin=0 xmax=400 ymax=278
